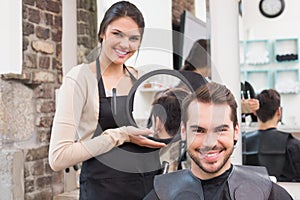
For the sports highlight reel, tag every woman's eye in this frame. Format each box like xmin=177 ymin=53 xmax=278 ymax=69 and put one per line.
xmin=113 ymin=32 xmax=122 ymax=37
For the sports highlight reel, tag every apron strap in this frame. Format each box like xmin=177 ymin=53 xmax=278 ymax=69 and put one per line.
xmin=123 ymin=64 xmax=137 ymax=83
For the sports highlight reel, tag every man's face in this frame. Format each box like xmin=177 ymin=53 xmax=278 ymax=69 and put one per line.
xmin=184 ymin=101 xmax=239 ymax=179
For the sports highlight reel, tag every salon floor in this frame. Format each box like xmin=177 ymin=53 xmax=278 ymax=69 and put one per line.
xmin=54 ymin=189 xmax=79 ymax=200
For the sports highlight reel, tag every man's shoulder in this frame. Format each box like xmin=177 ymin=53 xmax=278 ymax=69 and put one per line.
xmin=244 ymin=128 xmax=290 ymax=145
xmin=231 ymin=165 xmax=292 ymax=199
xmin=229 ymin=165 xmax=272 ymax=199
xmin=232 ymin=165 xmax=271 ymax=182
xmin=153 ymin=170 xmax=204 ymax=199
xmin=243 ymin=130 xmax=260 ymax=138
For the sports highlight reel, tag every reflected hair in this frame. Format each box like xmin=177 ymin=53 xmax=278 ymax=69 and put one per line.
xmin=151 ymin=88 xmax=189 ymax=137
xmin=182 ymin=39 xmax=210 ymax=71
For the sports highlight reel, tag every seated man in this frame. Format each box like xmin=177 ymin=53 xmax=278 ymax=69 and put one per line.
xmin=243 ymin=89 xmax=300 ymax=182
xmin=144 ymin=82 xmax=292 ymax=200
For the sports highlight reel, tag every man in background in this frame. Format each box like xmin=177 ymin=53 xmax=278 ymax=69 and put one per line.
xmin=243 ymin=89 xmax=300 ymax=182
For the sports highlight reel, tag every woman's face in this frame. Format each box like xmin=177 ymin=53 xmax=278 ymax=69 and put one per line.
xmin=100 ymin=16 xmax=142 ymax=65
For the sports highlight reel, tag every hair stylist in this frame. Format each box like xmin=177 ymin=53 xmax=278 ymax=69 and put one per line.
xmin=49 ymin=1 xmax=165 ymax=199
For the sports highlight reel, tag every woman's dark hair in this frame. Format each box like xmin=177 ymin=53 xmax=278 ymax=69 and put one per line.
xmin=182 ymin=39 xmax=210 ymax=71
xmin=98 ymin=1 xmax=145 ymax=43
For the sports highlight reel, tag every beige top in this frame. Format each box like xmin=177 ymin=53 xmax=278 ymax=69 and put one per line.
xmin=49 ymin=64 xmax=138 ymax=171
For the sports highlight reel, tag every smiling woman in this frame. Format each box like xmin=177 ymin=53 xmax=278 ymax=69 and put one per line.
xmin=49 ymin=1 xmax=167 ymax=200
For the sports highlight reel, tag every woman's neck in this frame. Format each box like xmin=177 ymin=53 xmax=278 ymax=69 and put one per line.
xmin=99 ymin=55 xmax=124 ymax=77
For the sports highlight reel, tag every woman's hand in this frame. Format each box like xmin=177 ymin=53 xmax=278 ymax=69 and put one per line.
xmin=122 ymin=126 xmax=166 ymax=148
xmin=241 ymin=99 xmax=259 ymax=114
xmin=248 ymin=99 xmax=259 ymax=113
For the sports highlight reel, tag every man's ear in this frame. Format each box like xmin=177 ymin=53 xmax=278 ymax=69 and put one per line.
xmin=233 ymin=123 xmax=240 ymax=144
xmin=277 ymin=107 xmax=281 ymax=117
xmin=180 ymin=122 xmax=186 ymax=141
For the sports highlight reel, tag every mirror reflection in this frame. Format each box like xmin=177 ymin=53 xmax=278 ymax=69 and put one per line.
xmin=133 ymin=74 xmax=184 ymax=128
xmin=127 ymin=70 xmax=194 ymax=141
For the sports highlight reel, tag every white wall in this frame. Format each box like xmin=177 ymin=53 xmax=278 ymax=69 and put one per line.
xmin=240 ymin=0 xmax=300 ymax=127
xmin=195 ymin=0 xmax=207 ymax=22
xmin=210 ymin=0 xmax=242 ymax=164
xmin=62 ymin=1 xmax=77 ymax=76
xmin=0 ymin=0 xmax=22 ymax=74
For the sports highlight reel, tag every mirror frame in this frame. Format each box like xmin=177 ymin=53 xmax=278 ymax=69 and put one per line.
xmin=126 ymin=69 xmax=194 ymax=127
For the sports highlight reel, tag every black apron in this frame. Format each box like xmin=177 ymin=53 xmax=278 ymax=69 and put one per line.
xmin=80 ymin=59 xmax=162 ymax=200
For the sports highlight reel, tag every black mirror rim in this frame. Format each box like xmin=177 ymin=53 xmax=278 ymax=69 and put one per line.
xmin=126 ymin=69 xmax=194 ymax=127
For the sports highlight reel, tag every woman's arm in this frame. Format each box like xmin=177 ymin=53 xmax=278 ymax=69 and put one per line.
xmin=49 ymin=70 xmax=133 ymax=171
xmin=49 ymin=67 xmax=165 ymax=171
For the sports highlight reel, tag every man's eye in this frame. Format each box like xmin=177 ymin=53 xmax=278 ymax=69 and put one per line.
xmin=192 ymin=128 xmax=205 ymax=134
xmin=129 ymin=36 xmax=140 ymax=42
xmin=216 ymin=128 xmax=228 ymax=134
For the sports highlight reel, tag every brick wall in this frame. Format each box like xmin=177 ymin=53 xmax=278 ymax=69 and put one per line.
xmin=77 ymin=0 xmax=98 ymax=64
xmin=1 ymin=0 xmax=63 ymax=199
xmin=0 ymin=1 xmax=195 ymax=199
xmin=23 ymin=0 xmax=63 ymax=199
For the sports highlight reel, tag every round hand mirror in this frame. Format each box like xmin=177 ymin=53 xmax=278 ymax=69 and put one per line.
xmin=126 ymin=69 xmax=195 ymax=142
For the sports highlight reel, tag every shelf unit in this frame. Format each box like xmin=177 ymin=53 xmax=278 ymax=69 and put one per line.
xmin=240 ymin=38 xmax=300 ymax=95
xmin=243 ymin=69 xmax=271 ymax=93
xmin=274 ymin=68 xmax=300 ymax=94
xmin=274 ymin=38 xmax=299 ymax=63
xmin=245 ymin=40 xmax=271 ymax=65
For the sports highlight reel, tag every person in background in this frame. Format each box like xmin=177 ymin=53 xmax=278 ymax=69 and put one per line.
xmin=181 ymin=39 xmax=211 ymax=79
xmin=150 ymin=88 xmax=189 ymax=172
xmin=243 ymin=89 xmax=300 ymax=182
xmin=49 ymin=1 xmax=166 ymax=199
xmin=144 ymin=82 xmax=292 ymax=200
